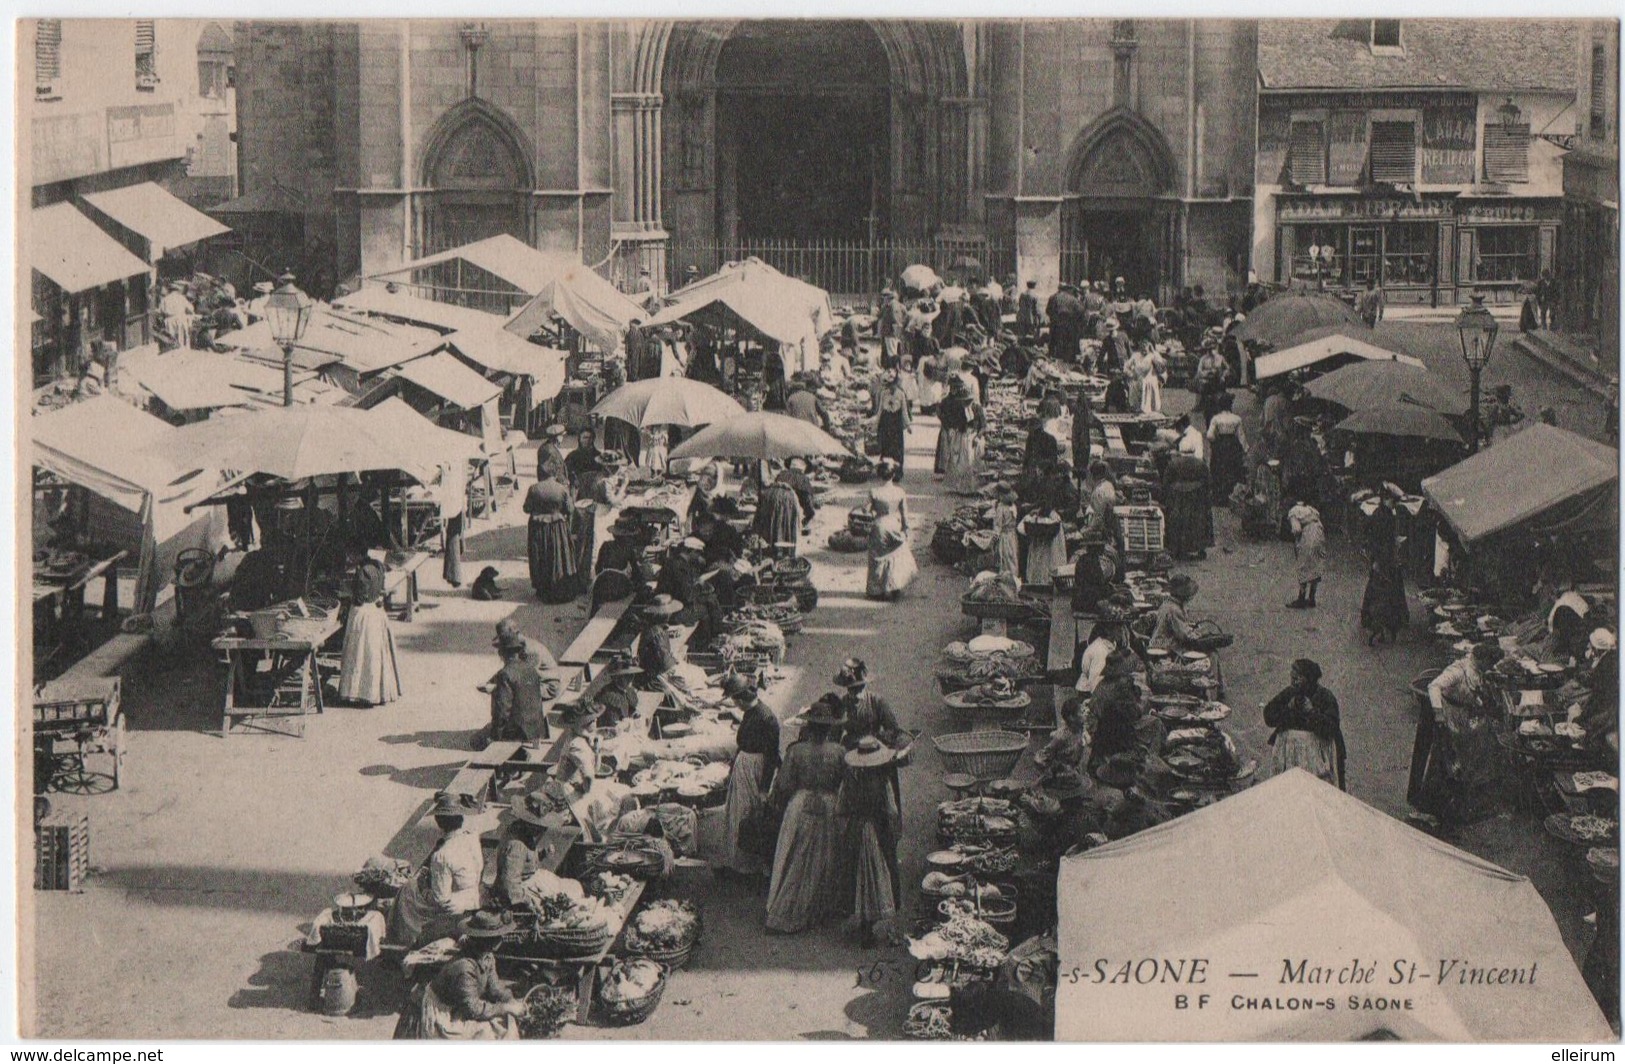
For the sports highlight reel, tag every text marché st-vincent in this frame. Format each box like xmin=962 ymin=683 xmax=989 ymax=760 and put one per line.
xmin=1064 ymin=958 xmax=1539 ymax=986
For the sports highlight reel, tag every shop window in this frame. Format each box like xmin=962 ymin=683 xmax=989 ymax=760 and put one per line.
xmin=1382 ymin=224 xmax=1434 ymax=286
xmin=35 ymin=20 xmax=61 ymax=101
xmin=1348 ymin=228 xmax=1381 ymax=286
xmin=1369 ymin=121 xmax=1416 ymax=184
xmin=1483 ymin=123 xmax=1530 ymax=183
xmin=1287 ymin=225 xmax=1346 ymax=285
xmin=1591 ymin=43 xmax=1610 ymax=140
xmin=135 ymin=20 xmax=158 ymax=90
xmin=1288 ymin=120 xmax=1326 ymax=185
xmin=1474 ymin=226 xmax=1538 ymax=284
xmin=1370 ymin=20 xmax=1403 ymax=53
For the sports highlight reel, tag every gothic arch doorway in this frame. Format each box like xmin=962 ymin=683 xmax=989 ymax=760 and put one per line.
xmin=417 ymin=99 xmax=535 ymax=255
xmin=1060 ymin=108 xmax=1180 ymax=300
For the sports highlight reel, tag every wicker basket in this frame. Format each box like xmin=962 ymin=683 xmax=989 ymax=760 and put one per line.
xmin=932 ymin=731 xmax=1030 ymax=780
xmin=599 ymin=966 xmax=668 ymax=1026
xmin=624 ymin=919 xmax=700 ymax=970
xmin=531 ymin=921 xmax=614 ymax=958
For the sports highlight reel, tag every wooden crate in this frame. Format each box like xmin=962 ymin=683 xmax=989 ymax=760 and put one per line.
xmin=1114 ymin=505 xmax=1165 ymax=555
xmin=36 ymin=811 xmax=89 ymax=892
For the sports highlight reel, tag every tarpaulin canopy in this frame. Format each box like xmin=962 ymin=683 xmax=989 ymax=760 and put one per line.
xmin=119 ymin=347 xmax=329 ymax=412
xmin=364 ymin=397 xmax=483 ymax=465
xmin=393 ymin=351 xmax=503 ymax=410
xmin=1252 ymin=328 xmax=1426 ymax=382
xmin=647 ymin=259 xmax=834 ymax=374
xmin=436 ymin=329 xmax=567 ymax=400
xmin=140 ymin=405 xmax=436 ymax=485
xmin=33 ymin=396 xmax=229 ymax=613
xmin=667 ymin=411 xmax=850 ymax=462
xmin=31 ymin=202 xmax=151 ymax=294
xmin=207 ymin=184 xmax=305 ymax=215
xmin=334 ymin=285 xmax=507 ymax=335
xmin=216 ymin=306 xmax=441 ymax=375
xmin=81 ymin=182 xmax=230 ymax=263
xmin=1422 ymin=423 xmax=1618 ymax=546
xmin=1056 ymin=770 xmax=1612 ymax=1042
xmin=365 ymin=235 xmax=639 ymax=356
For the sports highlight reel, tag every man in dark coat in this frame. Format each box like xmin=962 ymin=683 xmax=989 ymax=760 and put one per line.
xmin=624 ymin=319 xmax=649 ymax=381
xmin=487 ymin=631 xmax=561 ymax=744
xmin=1016 ymin=280 xmax=1043 ymax=342
xmin=1087 ymin=651 xmax=1147 ymax=770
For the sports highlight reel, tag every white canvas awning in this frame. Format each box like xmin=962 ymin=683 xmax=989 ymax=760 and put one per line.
xmin=81 ymin=182 xmax=230 ymax=262
xmin=31 ymin=203 xmax=151 ymax=294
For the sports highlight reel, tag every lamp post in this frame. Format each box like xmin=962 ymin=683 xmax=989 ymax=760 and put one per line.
xmin=1455 ymin=292 xmax=1500 ymax=454
xmin=264 ymin=272 xmax=313 ymax=407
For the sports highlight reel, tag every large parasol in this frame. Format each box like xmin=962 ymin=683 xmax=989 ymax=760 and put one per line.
xmin=1233 ymin=291 xmax=1363 ymax=348
xmin=140 ymin=405 xmax=436 ymax=483
xmin=667 ymin=411 xmax=851 ymax=463
xmin=1333 ymin=404 xmax=1464 ymax=444
xmin=1304 ymin=360 xmax=1469 ymax=416
xmin=898 ymin=264 xmax=942 ymax=293
xmin=591 ymin=378 xmax=745 ymax=430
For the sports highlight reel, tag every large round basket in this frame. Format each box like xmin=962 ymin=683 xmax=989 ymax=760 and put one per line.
xmin=931 ymin=730 xmax=1029 ymax=781
xmin=599 ymin=966 xmax=668 ymax=1027
xmin=624 ymin=910 xmax=702 ymax=970
xmin=942 ymin=691 xmax=1032 ymax=713
xmin=531 ymin=922 xmax=615 ymax=959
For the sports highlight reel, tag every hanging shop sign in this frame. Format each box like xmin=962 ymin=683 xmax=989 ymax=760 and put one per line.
xmin=1277 ymin=198 xmax=1451 ymax=222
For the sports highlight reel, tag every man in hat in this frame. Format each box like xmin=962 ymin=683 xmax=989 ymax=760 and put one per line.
xmin=386 ymin=792 xmax=484 ymax=948
xmin=1016 ymin=279 xmax=1044 ymax=342
xmin=836 ymin=658 xmax=901 ymax=751
xmin=1149 ymin=574 xmax=1204 ymax=654
xmin=593 ymin=655 xmax=643 ymax=728
xmin=692 ymin=507 xmax=745 ymax=567
xmin=536 ymin=424 xmax=568 ymax=486
xmin=1099 ymin=317 xmax=1130 ymax=375
xmin=877 ymin=288 xmax=907 ymax=369
xmin=635 ymin=594 xmax=683 ymax=682
xmin=485 ymin=626 xmax=561 ymax=746
xmin=785 ymin=378 xmax=830 ymax=430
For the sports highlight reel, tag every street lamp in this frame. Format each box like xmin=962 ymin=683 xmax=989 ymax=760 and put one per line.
xmin=264 ymin=272 xmax=313 ymax=407
xmin=1455 ymin=292 xmax=1500 ymax=453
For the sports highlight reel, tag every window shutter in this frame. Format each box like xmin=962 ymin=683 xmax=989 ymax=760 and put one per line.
xmin=1369 ymin=121 xmax=1416 ymax=184
xmin=1592 ymin=44 xmax=1609 ymax=138
xmin=1289 ymin=121 xmax=1326 ymax=185
xmin=35 ymin=20 xmax=61 ymax=89
xmin=1483 ymin=124 xmax=1529 ymax=183
xmin=135 ymin=19 xmax=157 ymax=81
xmin=135 ymin=20 xmax=155 ymax=53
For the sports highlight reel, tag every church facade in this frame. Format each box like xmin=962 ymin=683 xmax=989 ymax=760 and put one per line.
xmin=234 ymin=19 xmax=1258 ymax=301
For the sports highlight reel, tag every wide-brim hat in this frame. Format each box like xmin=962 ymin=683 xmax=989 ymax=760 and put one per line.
xmin=1040 ymin=772 xmax=1092 ymax=802
xmin=511 ymin=791 xmax=569 ymax=828
xmin=544 ymin=424 xmax=567 ymax=439
xmin=845 ymin=735 xmax=894 ymax=769
xmin=252 ymin=281 xmax=274 ymax=294
xmin=1097 ymin=599 xmax=1137 ymax=624
xmin=607 ymin=657 xmax=644 ymax=679
xmin=1167 ymin=574 xmax=1199 ymax=601
xmin=1093 ymin=754 xmax=1140 ymax=790
xmin=834 ymin=657 xmax=869 ymax=687
xmin=800 ymin=702 xmax=845 ymax=728
xmin=458 ymin=911 xmax=517 ymax=939
xmin=641 ymin=594 xmax=683 ymax=617
xmin=431 ymin=791 xmax=470 ymax=818
xmin=555 ymin=700 xmax=602 ymax=727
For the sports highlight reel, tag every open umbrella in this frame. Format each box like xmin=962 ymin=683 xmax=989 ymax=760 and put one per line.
xmin=140 ymin=405 xmax=435 ymax=483
xmin=1334 ymin=404 xmax=1464 ymax=444
xmin=1233 ymin=291 xmax=1363 ymax=348
xmin=668 ymin=411 xmax=851 ymax=463
xmin=591 ymin=378 xmax=745 ymax=430
xmin=898 ymin=264 xmax=942 ymax=292
xmin=1305 ymin=360 xmax=1469 ymax=416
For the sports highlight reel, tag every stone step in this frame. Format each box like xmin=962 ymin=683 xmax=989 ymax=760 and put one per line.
xmin=1511 ymin=330 xmax=1613 ymax=395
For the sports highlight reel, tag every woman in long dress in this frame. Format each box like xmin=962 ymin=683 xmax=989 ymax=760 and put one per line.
xmin=1138 ymin=344 xmax=1167 ymax=415
xmin=1286 ymin=501 xmax=1327 ymax=609
xmin=991 ymin=485 xmax=1021 ymax=580
xmin=753 ymin=470 xmax=803 ymax=553
xmin=338 ymin=553 xmax=402 ymax=706
xmin=395 ymin=911 xmax=523 ymax=1039
xmin=1359 ymin=501 xmax=1409 ymax=645
xmin=1413 ymin=643 xmax=1505 ymax=829
xmin=837 ymin=737 xmax=901 ymax=947
xmin=764 ymin=702 xmax=847 ymax=933
xmin=1243 ymin=458 xmax=1286 ymax=540
xmin=1122 ymin=346 xmax=1149 ymax=411
xmin=547 ymin=703 xmax=625 ymax=842
xmin=720 ymin=674 xmax=782 ymax=878
xmin=523 ymin=472 xmax=577 ymax=603
xmin=1160 ymin=452 xmax=1213 ymax=561
xmin=1263 ymin=658 xmax=1346 ymax=789
xmin=385 ymin=794 xmax=483 ymax=948
xmin=871 ymin=369 xmax=912 ymax=477
xmin=1018 ymin=507 xmax=1067 ymax=586
xmin=939 ymin=376 xmax=985 ymax=495
xmin=865 ymin=460 xmax=918 ymax=600
xmin=1205 ymin=392 xmax=1248 ymax=502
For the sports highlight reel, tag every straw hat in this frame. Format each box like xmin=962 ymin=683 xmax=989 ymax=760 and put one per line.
xmin=431 ymin=792 xmax=470 ymax=818
xmin=800 ymin=696 xmax=845 ymax=728
xmin=458 ymin=910 xmax=517 ymax=939
xmin=720 ymin=673 xmax=757 ymax=701
xmin=511 ymin=790 xmax=569 ymax=828
xmin=845 ymin=735 xmax=894 ymax=769
xmin=555 ymin=700 xmax=602 ymax=727
xmin=641 ymin=594 xmax=683 ymax=618
xmin=606 ymin=654 xmax=643 ymax=679
xmin=544 ymin=424 xmax=567 ymax=439
xmin=1093 ymin=752 xmax=1141 ymax=790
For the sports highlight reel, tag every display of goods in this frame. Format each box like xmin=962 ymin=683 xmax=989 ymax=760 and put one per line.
xmin=1160 ymin=733 xmax=1242 ymax=782
xmin=943 ymin=683 xmax=1031 ymax=712
xmin=591 ymin=845 xmax=669 ymax=879
xmin=1149 ymin=697 xmax=1230 ymax=724
xmin=838 ymin=456 xmax=875 ymax=484
xmin=726 ymin=603 xmax=801 ymax=635
xmin=904 ymin=1002 xmax=955 ymax=1040
xmin=1547 ymin=813 xmax=1619 ymax=845
xmin=930 ymin=523 xmax=967 ymax=564
xmin=719 ymin=622 xmax=786 ymax=664
xmin=771 ymin=556 xmax=813 ymax=581
xmin=586 ymin=871 xmax=637 ymax=906
xmin=599 ymin=958 xmax=667 ymax=1026
xmin=1587 ymin=848 xmax=1620 ymax=877
xmin=1115 ymin=506 xmax=1165 ymax=555
xmin=829 ymin=530 xmax=868 ymax=553
xmin=624 ymin=899 xmax=701 ymax=969
xmin=964 ymin=571 xmax=1022 ymax=604
xmin=352 ymin=858 xmax=413 ymax=897
xmin=908 ymin=913 xmax=1010 ymax=970
xmin=520 ymin=985 xmax=575 ymax=1039
xmin=938 ymin=895 xmax=1016 ymax=928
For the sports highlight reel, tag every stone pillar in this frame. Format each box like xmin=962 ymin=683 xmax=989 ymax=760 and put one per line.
xmin=611 ymin=91 xmax=667 ymax=292
xmin=941 ymin=97 xmax=989 ymax=234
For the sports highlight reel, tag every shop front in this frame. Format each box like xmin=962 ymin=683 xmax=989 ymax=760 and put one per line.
xmin=1273 ymin=194 xmax=1559 ymax=308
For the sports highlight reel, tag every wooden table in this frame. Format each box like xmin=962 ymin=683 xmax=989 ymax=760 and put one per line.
xmin=34 ymin=676 xmax=125 ymax=792
xmin=559 ymin=598 xmax=630 ymax=666
xmin=211 ymin=617 xmax=342 ymax=737
xmin=383 ymin=552 xmax=433 ymax=622
xmin=33 ymin=550 xmax=129 ymax=677
xmin=496 ymin=878 xmax=647 ymax=1025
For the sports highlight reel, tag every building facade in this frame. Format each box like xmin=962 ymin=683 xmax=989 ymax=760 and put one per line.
xmin=231 ymin=18 xmax=1258 ymax=303
xmin=1253 ymin=19 xmax=1581 ymax=309
xmin=22 ymin=18 xmax=239 ymax=382
xmin=1558 ymin=20 xmax=1618 ymax=362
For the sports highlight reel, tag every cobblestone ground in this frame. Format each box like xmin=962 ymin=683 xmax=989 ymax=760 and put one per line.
xmin=31 ymin=323 xmax=1609 ymax=1039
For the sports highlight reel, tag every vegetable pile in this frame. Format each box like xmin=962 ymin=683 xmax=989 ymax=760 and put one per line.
xmin=625 ymin=899 xmax=699 ymax=952
xmin=600 ymin=958 xmax=664 ymax=1003
xmin=520 ymin=986 xmax=574 ymax=1039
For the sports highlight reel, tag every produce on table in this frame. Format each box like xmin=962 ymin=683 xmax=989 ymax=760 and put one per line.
xmin=586 ymin=871 xmax=636 ymax=906
xmin=600 ymin=958 xmax=664 ymax=1003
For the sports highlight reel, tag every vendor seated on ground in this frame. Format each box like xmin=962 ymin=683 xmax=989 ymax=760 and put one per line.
xmin=394 ymin=910 xmax=523 ymax=1040
xmin=1571 ymin=628 xmax=1619 ymax=756
xmin=1086 ymin=650 xmax=1156 ymax=771
xmin=228 ymin=538 xmax=298 ymax=613
xmin=692 ymin=508 xmax=745 ymax=566
xmin=1148 ymin=574 xmax=1205 ymax=654
xmin=635 ymin=595 xmax=683 ymax=685
xmin=658 ymin=537 xmax=723 ymax=646
xmin=1035 ymin=697 xmax=1089 ymax=778
xmin=386 ymin=793 xmax=483 ymax=949
xmin=1075 ymin=597 xmax=1137 ymax=694
xmin=489 ymin=791 xmax=571 ymax=909
xmin=592 ymin=655 xmax=643 ymax=728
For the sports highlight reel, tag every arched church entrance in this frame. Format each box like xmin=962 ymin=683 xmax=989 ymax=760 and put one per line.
xmin=1060 ymin=109 xmax=1179 ymax=302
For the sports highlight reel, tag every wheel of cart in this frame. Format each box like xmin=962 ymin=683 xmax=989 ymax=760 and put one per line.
xmin=33 ymin=677 xmax=124 ymax=795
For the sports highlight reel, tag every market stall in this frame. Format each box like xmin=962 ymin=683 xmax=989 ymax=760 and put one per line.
xmin=1056 ymin=770 xmax=1613 ymax=1041
xmin=645 ymin=258 xmax=834 ymax=376
xmin=1251 ymin=326 xmax=1425 ymax=384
